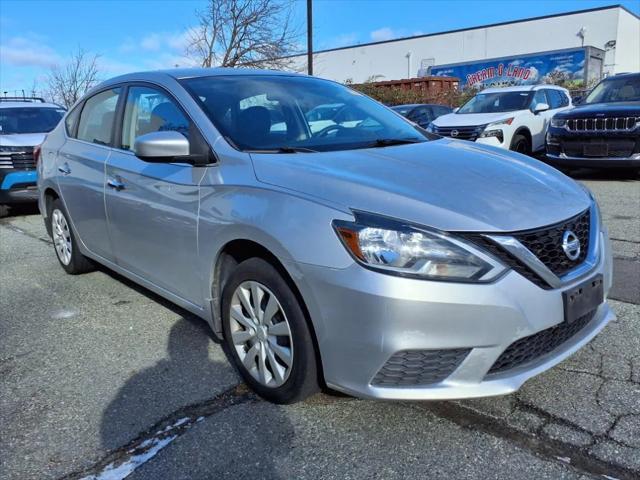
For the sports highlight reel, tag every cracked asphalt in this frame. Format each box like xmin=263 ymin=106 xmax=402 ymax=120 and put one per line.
xmin=1 ymin=170 xmax=638 ymax=480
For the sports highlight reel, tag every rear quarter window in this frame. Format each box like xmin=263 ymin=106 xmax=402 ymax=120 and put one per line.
xmin=64 ymin=104 xmax=82 ymax=138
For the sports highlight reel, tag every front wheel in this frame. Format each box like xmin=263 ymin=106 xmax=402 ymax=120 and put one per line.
xmin=48 ymin=199 xmax=94 ymax=274
xmin=221 ymin=257 xmax=319 ymax=404
xmin=510 ymin=134 xmax=530 ymax=155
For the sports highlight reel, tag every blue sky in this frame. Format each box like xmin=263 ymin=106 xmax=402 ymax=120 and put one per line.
xmin=1 ymin=0 xmax=638 ymax=95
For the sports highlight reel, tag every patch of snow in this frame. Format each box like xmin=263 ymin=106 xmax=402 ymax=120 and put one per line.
xmin=555 ymin=456 xmax=571 ymax=464
xmin=81 ymin=435 xmax=176 ymax=480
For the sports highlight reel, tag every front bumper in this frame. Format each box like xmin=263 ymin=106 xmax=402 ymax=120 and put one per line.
xmin=296 ymin=231 xmax=613 ymax=400
xmin=546 ymin=152 xmax=640 ymax=168
xmin=546 ymin=125 xmax=640 ymax=168
xmin=0 ymin=170 xmax=38 ymax=204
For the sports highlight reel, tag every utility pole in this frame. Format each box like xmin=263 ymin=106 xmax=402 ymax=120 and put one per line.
xmin=307 ymin=0 xmax=313 ymax=75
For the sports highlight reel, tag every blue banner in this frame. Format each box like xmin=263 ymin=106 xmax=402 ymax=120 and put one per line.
xmin=429 ymin=49 xmax=587 ymax=90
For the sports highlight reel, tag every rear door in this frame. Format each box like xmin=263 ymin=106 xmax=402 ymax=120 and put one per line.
xmin=56 ymin=87 xmax=121 ymax=261
xmin=105 ymin=84 xmax=205 ymax=306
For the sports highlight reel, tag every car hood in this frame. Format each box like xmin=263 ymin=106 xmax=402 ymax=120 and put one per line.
xmin=251 ymin=139 xmax=590 ymax=232
xmin=556 ymin=101 xmax=640 ymax=118
xmin=0 ymin=133 xmax=47 ymax=147
xmin=432 ymin=111 xmax=521 ymax=127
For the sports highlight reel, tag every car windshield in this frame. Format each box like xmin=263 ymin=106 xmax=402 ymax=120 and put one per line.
xmin=0 ymin=107 xmax=65 ymax=134
xmin=391 ymin=106 xmax=413 ymax=115
xmin=584 ymin=76 xmax=640 ymax=104
xmin=457 ymin=91 xmax=532 ymax=114
xmin=180 ymin=75 xmax=428 ymax=152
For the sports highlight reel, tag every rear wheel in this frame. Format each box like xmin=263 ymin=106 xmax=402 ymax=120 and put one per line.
xmin=49 ymin=198 xmax=94 ymax=274
xmin=221 ymin=257 xmax=319 ymax=404
xmin=510 ymin=134 xmax=530 ymax=155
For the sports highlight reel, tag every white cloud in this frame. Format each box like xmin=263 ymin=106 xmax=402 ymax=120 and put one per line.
xmin=325 ymin=32 xmax=358 ymax=49
xmin=119 ymin=29 xmax=195 ymax=54
xmin=0 ymin=35 xmax=61 ymax=68
xmin=140 ymin=33 xmax=163 ymax=51
xmin=370 ymin=27 xmax=395 ymax=42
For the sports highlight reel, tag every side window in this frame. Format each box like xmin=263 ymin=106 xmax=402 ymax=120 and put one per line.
xmin=77 ymin=88 xmax=121 ymax=145
xmin=408 ymin=107 xmax=432 ymax=124
xmin=435 ymin=106 xmax=452 ymax=117
xmin=530 ymin=90 xmax=548 ymax=110
xmin=64 ymin=104 xmax=81 ymax=137
xmin=121 ymin=86 xmax=190 ymax=151
xmin=546 ymin=90 xmax=564 ymax=109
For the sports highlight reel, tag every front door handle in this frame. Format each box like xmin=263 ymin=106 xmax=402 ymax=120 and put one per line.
xmin=58 ymin=163 xmax=71 ymax=175
xmin=107 ymin=177 xmax=125 ymax=191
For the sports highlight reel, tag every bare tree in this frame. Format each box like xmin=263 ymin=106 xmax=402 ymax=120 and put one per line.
xmin=47 ymin=48 xmax=100 ymax=107
xmin=185 ymin=0 xmax=300 ymax=70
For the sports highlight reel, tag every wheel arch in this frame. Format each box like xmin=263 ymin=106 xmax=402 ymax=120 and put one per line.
xmin=210 ymin=238 xmax=326 ymax=386
xmin=42 ymin=187 xmax=60 ymax=237
xmin=511 ymin=127 xmax=532 ymax=150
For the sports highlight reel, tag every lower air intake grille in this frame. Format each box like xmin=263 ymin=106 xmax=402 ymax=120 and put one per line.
xmin=372 ymin=349 xmax=470 ymax=386
xmin=488 ymin=309 xmax=597 ymax=375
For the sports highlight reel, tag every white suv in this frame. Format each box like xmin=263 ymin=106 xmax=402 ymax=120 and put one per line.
xmin=427 ymin=85 xmax=572 ymax=155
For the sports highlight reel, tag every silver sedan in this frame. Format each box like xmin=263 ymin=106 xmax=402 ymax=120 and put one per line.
xmin=38 ymin=68 xmax=614 ymax=403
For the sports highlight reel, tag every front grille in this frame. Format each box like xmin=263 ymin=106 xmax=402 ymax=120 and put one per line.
xmin=433 ymin=125 xmax=484 ymax=141
xmin=466 ymin=234 xmax=550 ymax=289
xmin=514 ymin=209 xmax=590 ymax=277
xmin=488 ymin=309 xmax=597 ymax=375
xmin=464 ymin=209 xmax=591 ymax=289
xmin=566 ymin=116 xmax=639 ymax=132
xmin=0 ymin=146 xmax=35 ymax=170
xmin=561 ymin=138 xmax=636 ymax=158
xmin=372 ymin=349 xmax=470 ymax=387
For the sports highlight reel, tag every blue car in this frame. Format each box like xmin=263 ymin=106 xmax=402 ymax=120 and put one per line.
xmin=0 ymin=97 xmax=66 ymax=215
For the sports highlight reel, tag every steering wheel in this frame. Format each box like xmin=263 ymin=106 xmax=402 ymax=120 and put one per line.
xmin=314 ymin=124 xmax=348 ymax=138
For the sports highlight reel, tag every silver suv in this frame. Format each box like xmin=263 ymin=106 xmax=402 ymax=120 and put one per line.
xmin=38 ymin=69 xmax=614 ymax=404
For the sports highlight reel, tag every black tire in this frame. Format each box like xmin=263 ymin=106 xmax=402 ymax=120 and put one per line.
xmin=510 ymin=134 xmax=530 ymax=155
xmin=48 ymin=198 xmax=94 ymax=274
xmin=0 ymin=204 xmax=9 ymax=218
xmin=221 ymin=257 xmax=319 ymax=404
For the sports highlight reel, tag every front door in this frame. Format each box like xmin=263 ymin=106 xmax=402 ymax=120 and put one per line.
xmin=105 ymin=85 xmax=204 ymax=306
xmin=56 ymin=87 xmax=121 ymax=261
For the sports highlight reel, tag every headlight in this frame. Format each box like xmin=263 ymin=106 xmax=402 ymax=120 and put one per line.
xmin=479 ymin=118 xmax=513 ymax=142
xmin=483 ymin=118 xmax=514 ymax=130
xmin=551 ymin=117 xmax=567 ymax=128
xmin=333 ymin=212 xmax=506 ymax=282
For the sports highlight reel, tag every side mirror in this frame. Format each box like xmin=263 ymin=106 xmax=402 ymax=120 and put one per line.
xmin=533 ymin=103 xmax=550 ymax=114
xmin=134 ymin=131 xmax=192 ymax=163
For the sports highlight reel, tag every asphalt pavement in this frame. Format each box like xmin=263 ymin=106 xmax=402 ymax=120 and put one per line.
xmin=1 ymin=170 xmax=638 ymax=480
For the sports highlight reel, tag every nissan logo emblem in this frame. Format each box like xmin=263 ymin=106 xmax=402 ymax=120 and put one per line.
xmin=562 ymin=230 xmax=581 ymax=261
xmin=450 ymin=129 xmax=459 ymax=137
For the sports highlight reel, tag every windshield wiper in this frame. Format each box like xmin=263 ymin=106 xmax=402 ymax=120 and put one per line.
xmin=275 ymin=146 xmax=317 ymax=153
xmin=369 ymin=138 xmax=422 ymax=148
xmin=247 ymin=146 xmax=317 ymax=153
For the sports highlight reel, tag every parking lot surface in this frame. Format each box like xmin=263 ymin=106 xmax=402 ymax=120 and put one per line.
xmin=1 ymin=170 xmax=638 ymax=480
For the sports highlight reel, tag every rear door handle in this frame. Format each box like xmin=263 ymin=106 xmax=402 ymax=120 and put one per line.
xmin=58 ymin=163 xmax=71 ymax=175
xmin=107 ymin=177 xmax=125 ymax=191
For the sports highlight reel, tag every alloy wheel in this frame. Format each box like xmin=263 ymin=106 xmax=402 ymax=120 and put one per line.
xmin=229 ymin=281 xmax=294 ymax=387
xmin=52 ymin=209 xmax=72 ymax=265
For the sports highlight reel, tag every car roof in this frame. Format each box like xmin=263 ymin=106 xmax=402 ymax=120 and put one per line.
xmin=604 ymin=72 xmax=640 ymax=80
xmin=102 ymin=67 xmax=302 ymax=85
xmin=0 ymin=101 xmax=64 ymax=109
xmin=481 ymin=84 xmax=568 ymax=93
